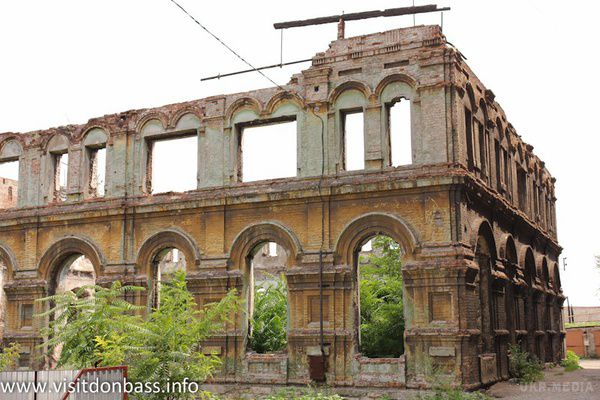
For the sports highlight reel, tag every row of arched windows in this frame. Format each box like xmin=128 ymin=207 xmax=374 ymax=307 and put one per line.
xmin=462 ymin=85 xmax=557 ymax=236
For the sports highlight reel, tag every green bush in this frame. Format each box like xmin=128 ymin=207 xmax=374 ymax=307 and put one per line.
xmin=508 ymin=344 xmax=544 ymax=384
xmin=0 ymin=342 xmax=21 ymax=372
xmin=262 ymin=387 xmax=344 ymax=400
xmin=249 ymin=275 xmax=288 ymax=353
xmin=415 ymin=388 xmax=491 ymax=400
xmin=359 ymin=236 xmax=404 ymax=358
xmin=561 ymin=350 xmax=582 ymax=372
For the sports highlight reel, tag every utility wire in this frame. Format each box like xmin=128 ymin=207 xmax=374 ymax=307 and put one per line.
xmin=167 ymin=0 xmax=284 ymax=90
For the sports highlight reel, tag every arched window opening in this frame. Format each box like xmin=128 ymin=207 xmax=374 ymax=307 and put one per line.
xmin=151 ymin=247 xmax=187 ymax=308
xmin=356 ymin=235 xmax=405 ymax=358
xmin=247 ymin=242 xmax=289 ymax=354
xmin=388 ymin=99 xmax=412 ymax=167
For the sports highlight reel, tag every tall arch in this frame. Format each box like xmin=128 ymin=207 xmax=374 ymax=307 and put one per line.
xmin=38 ymin=236 xmax=104 ymax=285
xmin=228 ymin=222 xmax=300 ymax=354
xmin=334 ymin=212 xmax=418 ymax=266
xmin=229 ymin=221 xmax=301 ymax=273
xmin=474 ymin=221 xmax=498 ymax=363
xmin=136 ymin=229 xmax=201 ymax=277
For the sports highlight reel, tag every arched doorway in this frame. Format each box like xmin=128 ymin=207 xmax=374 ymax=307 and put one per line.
xmin=47 ymin=253 xmax=97 ymax=368
xmin=149 ymin=247 xmax=187 ymax=308
xmin=523 ymin=249 xmax=538 ymax=358
xmin=246 ymin=241 xmax=289 ymax=354
xmin=355 ymin=235 xmax=405 ymax=358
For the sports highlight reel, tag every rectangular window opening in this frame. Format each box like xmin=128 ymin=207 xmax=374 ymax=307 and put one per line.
xmin=389 ymin=100 xmax=412 ymax=167
xmin=20 ymin=303 xmax=33 ymax=329
xmin=53 ymin=153 xmax=69 ymax=202
xmin=239 ymin=120 xmax=297 ymax=182
xmin=150 ymin=135 xmax=198 ymax=194
xmin=343 ymin=111 xmax=364 ymax=171
xmin=0 ymin=159 xmax=19 ymax=209
xmin=89 ymin=147 xmax=106 ymax=197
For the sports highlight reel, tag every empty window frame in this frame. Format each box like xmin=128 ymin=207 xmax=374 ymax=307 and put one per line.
xmin=342 ymin=111 xmax=364 ymax=171
xmin=388 ymin=99 xmax=412 ymax=167
xmin=149 ymin=135 xmax=198 ymax=193
xmin=53 ymin=152 xmax=69 ymax=202
xmin=239 ymin=119 xmax=297 ymax=182
xmin=0 ymin=160 xmax=19 ymax=208
xmin=88 ymin=147 xmax=106 ymax=197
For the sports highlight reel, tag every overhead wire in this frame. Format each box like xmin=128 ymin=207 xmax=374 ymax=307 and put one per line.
xmin=167 ymin=0 xmax=284 ymax=90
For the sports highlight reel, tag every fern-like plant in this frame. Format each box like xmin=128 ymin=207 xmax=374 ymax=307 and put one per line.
xmin=36 ymin=281 xmax=145 ymax=368
xmin=248 ymin=275 xmax=288 ymax=353
xmin=128 ymin=270 xmax=241 ymax=400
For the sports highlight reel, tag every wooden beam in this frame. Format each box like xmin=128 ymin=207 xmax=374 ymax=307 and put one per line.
xmin=274 ymin=5 xmax=450 ymax=29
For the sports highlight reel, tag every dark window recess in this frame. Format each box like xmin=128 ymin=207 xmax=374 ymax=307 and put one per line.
xmin=20 ymin=304 xmax=33 ymax=328
xmin=338 ymin=67 xmax=362 ymax=76
xmin=494 ymin=140 xmax=501 ymax=190
xmin=517 ymin=168 xmax=528 ymax=211
xmin=384 ymin=60 xmax=409 ymax=69
xmin=465 ymin=108 xmax=475 ymax=170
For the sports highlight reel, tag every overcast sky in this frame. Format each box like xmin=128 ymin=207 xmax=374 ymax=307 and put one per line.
xmin=0 ymin=1 xmax=598 ymax=306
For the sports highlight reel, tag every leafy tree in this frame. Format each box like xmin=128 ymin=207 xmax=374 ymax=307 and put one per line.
xmin=359 ymin=235 xmax=404 ymax=358
xmin=0 ymin=342 xmax=21 ymax=371
xmin=128 ymin=270 xmax=240 ymax=400
xmin=36 ymin=281 xmax=145 ymax=368
xmin=248 ymin=275 xmax=288 ymax=353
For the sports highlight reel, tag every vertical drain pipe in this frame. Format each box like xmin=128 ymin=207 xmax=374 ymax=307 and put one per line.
xmin=314 ymin=105 xmax=327 ymax=381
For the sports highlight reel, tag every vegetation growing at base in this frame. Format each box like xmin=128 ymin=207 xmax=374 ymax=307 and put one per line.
xmin=359 ymin=235 xmax=405 ymax=358
xmin=508 ymin=344 xmax=544 ymax=384
xmin=0 ymin=342 xmax=21 ymax=372
xmin=37 ymin=271 xmax=240 ymax=400
xmin=248 ymin=275 xmax=288 ymax=353
xmin=561 ymin=350 xmax=582 ymax=372
xmin=262 ymin=387 xmax=344 ymax=400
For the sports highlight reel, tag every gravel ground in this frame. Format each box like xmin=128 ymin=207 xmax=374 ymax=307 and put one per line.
xmin=485 ymin=359 xmax=600 ymax=400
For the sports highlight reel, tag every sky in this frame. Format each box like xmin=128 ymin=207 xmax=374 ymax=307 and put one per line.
xmin=0 ymin=0 xmax=598 ymax=306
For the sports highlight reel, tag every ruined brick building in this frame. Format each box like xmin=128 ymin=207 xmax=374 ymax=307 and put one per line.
xmin=0 ymin=24 xmax=563 ymax=390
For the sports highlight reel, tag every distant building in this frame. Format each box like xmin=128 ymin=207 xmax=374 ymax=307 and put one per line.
xmin=0 ymin=177 xmax=17 ymax=209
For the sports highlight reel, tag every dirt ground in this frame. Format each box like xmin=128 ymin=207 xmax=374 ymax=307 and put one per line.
xmin=485 ymin=359 xmax=600 ymax=400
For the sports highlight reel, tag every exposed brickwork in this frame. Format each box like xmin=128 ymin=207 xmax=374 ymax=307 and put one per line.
xmin=0 ymin=24 xmax=563 ymax=390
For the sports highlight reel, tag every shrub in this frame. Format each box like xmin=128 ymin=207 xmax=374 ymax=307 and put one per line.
xmin=262 ymin=386 xmax=344 ymax=400
xmin=415 ymin=388 xmax=491 ymax=400
xmin=561 ymin=350 xmax=582 ymax=372
xmin=249 ymin=275 xmax=288 ymax=353
xmin=0 ymin=342 xmax=21 ymax=372
xmin=508 ymin=344 xmax=543 ymax=384
xmin=359 ymin=236 xmax=404 ymax=358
